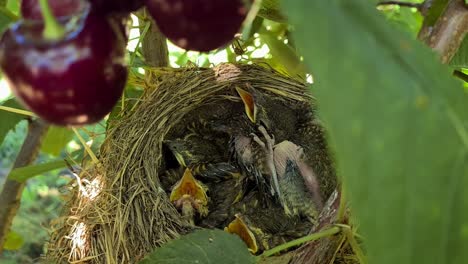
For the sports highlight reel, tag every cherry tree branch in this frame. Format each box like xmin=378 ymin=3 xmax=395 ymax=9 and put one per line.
xmin=419 ymin=0 xmax=468 ymax=63
xmin=138 ymin=8 xmax=169 ymax=67
xmin=0 ymin=119 xmax=49 ymax=254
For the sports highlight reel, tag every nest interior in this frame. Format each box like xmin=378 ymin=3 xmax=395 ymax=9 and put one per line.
xmin=45 ymin=63 xmax=338 ymax=263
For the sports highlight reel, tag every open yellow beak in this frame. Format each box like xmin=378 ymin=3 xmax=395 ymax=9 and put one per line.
xmin=236 ymin=87 xmax=257 ymax=124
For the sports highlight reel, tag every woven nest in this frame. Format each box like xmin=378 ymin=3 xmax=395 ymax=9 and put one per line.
xmin=45 ymin=63 xmax=342 ymax=263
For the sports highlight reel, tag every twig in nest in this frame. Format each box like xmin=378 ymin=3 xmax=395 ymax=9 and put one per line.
xmin=377 ymin=1 xmax=422 ymax=10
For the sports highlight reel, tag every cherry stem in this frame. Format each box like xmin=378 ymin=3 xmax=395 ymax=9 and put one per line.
xmin=38 ymin=0 xmax=65 ymax=40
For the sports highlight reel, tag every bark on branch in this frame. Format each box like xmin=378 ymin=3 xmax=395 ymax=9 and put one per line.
xmin=0 ymin=119 xmax=49 ymax=254
xmin=419 ymin=0 xmax=468 ymax=63
xmin=137 ymin=8 xmax=169 ymax=67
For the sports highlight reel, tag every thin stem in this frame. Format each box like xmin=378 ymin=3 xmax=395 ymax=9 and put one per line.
xmin=242 ymin=0 xmax=263 ymax=40
xmin=343 ymin=227 xmax=367 ymax=264
xmin=130 ymin=20 xmax=151 ymax=66
xmin=39 ymin=0 xmax=65 ymax=40
xmin=71 ymin=128 xmax=101 ymax=166
xmin=377 ymin=1 xmax=422 ymax=9
xmin=0 ymin=119 xmax=49 ymax=254
xmin=258 ymin=226 xmax=341 ymax=259
xmin=337 ymin=185 xmax=347 ymax=223
xmin=0 ymin=105 xmax=35 ymax=117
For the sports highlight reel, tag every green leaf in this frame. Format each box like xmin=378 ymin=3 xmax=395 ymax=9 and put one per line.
xmin=6 ymin=0 xmax=20 ymax=15
xmin=258 ymin=0 xmax=286 ymax=22
xmin=282 ymin=1 xmax=468 ymax=264
xmin=175 ymin=51 xmax=189 ymax=66
xmin=4 ymin=231 xmax=24 ymax=250
xmin=0 ymin=6 xmax=16 ymax=33
xmin=450 ymin=37 xmax=468 ymax=68
xmin=380 ymin=7 xmax=423 ymax=35
xmin=8 ymin=159 xmax=67 ymax=182
xmin=259 ymin=33 xmax=306 ymax=77
xmin=226 ymin=46 xmax=237 ymax=63
xmin=242 ymin=16 xmax=264 ymax=41
xmin=139 ymin=229 xmax=255 ymax=264
xmin=128 ymin=51 xmax=146 ymax=68
xmin=41 ymin=126 xmax=74 ymax=156
xmin=0 ymin=98 xmax=26 ymax=146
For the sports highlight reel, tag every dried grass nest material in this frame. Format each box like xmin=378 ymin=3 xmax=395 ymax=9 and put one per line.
xmin=45 ymin=63 xmax=337 ymax=263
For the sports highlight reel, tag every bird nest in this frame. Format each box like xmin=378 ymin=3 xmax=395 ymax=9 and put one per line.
xmin=45 ymin=63 xmax=344 ymax=263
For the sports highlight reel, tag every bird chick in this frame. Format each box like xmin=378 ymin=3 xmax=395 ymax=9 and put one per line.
xmin=227 ymin=86 xmax=279 ymax=198
xmin=230 ymin=85 xmax=307 ymax=193
xmin=253 ymin=127 xmax=323 ymax=221
xmin=224 ymin=209 xmax=313 ymax=254
xmin=164 ymin=136 xmax=225 ymax=169
xmin=235 ymin=84 xmax=301 ymax=141
xmin=274 ymin=141 xmax=323 ymax=219
xmin=197 ymin=171 xmax=251 ymax=229
xmin=293 ymin=118 xmax=337 ymax=200
xmin=225 ymin=214 xmax=260 ymax=254
xmin=163 ymin=136 xmax=243 ymax=185
xmin=229 ymin=134 xmax=271 ymax=197
xmin=170 ymin=168 xmax=209 ymax=225
xmin=234 ymin=84 xmax=331 ymax=219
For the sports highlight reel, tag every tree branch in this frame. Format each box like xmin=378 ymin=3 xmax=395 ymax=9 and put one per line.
xmin=137 ymin=8 xmax=169 ymax=67
xmin=419 ymin=0 xmax=437 ymax=16
xmin=419 ymin=0 xmax=468 ymax=63
xmin=0 ymin=119 xmax=49 ymax=254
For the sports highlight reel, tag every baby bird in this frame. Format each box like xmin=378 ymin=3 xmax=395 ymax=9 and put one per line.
xmin=169 ymin=168 xmax=209 ymax=225
xmin=231 ymin=85 xmax=332 ymax=220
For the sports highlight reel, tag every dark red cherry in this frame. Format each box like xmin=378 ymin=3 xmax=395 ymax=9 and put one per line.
xmin=87 ymin=0 xmax=144 ymax=14
xmin=144 ymin=0 xmax=249 ymax=52
xmin=21 ymin=0 xmax=85 ymax=20
xmin=0 ymin=6 xmax=128 ymax=125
